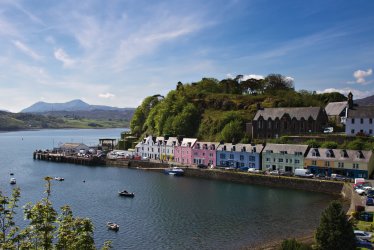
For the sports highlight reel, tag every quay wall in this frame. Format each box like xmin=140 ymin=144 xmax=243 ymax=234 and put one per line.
xmin=116 ymin=160 xmax=344 ymax=195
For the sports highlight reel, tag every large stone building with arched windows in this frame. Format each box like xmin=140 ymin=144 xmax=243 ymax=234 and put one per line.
xmin=248 ymin=107 xmax=328 ymax=139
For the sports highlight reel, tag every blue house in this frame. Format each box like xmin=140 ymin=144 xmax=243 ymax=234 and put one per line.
xmin=216 ymin=143 xmax=264 ymax=170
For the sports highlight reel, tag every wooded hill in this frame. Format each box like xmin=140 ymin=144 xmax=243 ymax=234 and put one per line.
xmin=130 ymin=74 xmax=346 ymax=142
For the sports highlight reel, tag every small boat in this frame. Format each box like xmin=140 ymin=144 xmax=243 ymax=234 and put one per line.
xmin=10 ymin=173 xmax=14 ymax=176
xmin=118 ymin=190 xmax=135 ymax=197
xmin=164 ymin=167 xmax=184 ymax=176
xmin=10 ymin=178 xmax=16 ymax=185
xmin=54 ymin=177 xmax=64 ymax=181
xmin=107 ymin=222 xmax=119 ymax=231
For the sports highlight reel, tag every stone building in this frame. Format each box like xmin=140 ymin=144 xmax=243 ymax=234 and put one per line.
xmin=248 ymin=107 xmax=328 ymax=139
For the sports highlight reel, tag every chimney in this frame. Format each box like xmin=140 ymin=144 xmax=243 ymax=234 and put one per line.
xmin=348 ymin=92 xmax=353 ymax=109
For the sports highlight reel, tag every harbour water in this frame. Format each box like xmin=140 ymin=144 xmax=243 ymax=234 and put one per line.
xmin=0 ymin=129 xmax=336 ymax=249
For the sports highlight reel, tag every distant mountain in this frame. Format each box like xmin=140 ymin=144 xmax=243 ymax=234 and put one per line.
xmin=21 ymin=99 xmax=131 ymax=113
xmin=356 ymin=95 xmax=374 ymax=106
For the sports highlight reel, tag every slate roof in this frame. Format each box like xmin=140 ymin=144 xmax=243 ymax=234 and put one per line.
xmin=179 ymin=138 xmax=197 ymax=147
xmin=305 ymin=148 xmax=372 ymax=163
xmin=263 ymin=143 xmax=309 ymax=155
xmin=253 ymin=107 xmax=322 ymax=120
xmin=325 ymin=102 xmax=347 ymax=116
xmin=193 ymin=142 xmax=220 ymax=150
xmin=216 ymin=143 xmax=264 ymax=153
xmin=347 ymin=106 xmax=374 ymax=118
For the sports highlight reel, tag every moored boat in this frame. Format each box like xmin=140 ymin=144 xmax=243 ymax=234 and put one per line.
xmin=107 ymin=222 xmax=119 ymax=231
xmin=54 ymin=177 xmax=64 ymax=181
xmin=118 ymin=190 xmax=135 ymax=197
xmin=10 ymin=178 xmax=16 ymax=185
xmin=164 ymin=167 xmax=184 ymax=176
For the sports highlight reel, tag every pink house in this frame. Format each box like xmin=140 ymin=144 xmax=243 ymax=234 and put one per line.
xmin=192 ymin=142 xmax=219 ymax=167
xmin=174 ymin=138 xmax=197 ymax=165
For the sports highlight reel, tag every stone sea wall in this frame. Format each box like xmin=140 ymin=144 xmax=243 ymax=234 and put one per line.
xmin=106 ymin=160 xmax=344 ymax=195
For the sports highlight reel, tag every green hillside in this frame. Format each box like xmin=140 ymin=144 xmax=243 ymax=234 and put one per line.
xmin=130 ymin=74 xmax=346 ymax=142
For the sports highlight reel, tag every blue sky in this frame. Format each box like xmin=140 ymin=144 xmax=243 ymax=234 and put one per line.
xmin=0 ymin=0 xmax=373 ymax=112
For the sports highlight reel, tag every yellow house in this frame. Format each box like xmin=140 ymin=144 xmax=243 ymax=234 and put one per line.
xmin=304 ymin=148 xmax=374 ymax=179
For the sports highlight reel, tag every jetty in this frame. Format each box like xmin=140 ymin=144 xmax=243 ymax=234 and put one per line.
xmin=33 ymin=151 xmax=105 ymax=166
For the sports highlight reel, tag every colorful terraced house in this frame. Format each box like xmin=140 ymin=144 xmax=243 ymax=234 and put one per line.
xmin=191 ymin=142 xmax=219 ymax=167
xmin=262 ymin=143 xmax=309 ymax=173
xmin=304 ymin=148 xmax=374 ymax=179
xmin=215 ymin=143 xmax=264 ymax=170
xmin=174 ymin=138 xmax=197 ymax=165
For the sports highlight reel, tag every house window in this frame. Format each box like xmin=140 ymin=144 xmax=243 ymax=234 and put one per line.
xmin=229 ymin=154 xmax=234 ymax=159
xmin=295 ymin=159 xmax=300 ymax=164
xmin=220 ymin=154 xmax=225 ymax=159
xmin=351 ymin=129 xmax=355 ymax=134
xmin=370 ymin=129 xmax=373 ymax=135
xmin=278 ymin=158 xmax=283 ymax=163
xmin=325 ymin=161 xmax=330 ymax=167
xmin=268 ymin=121 xmax=272 ymax=129
xmin=266 ymin=158 xmax=270 ymax=162
xmin=361 ymin=118 xmax=364 ymax=124
xmin=312 ymin=160 xmax=317 ymax=165
xmin=240 ymin=163 xmax=244 ymax=167
xmin=370 ymin=118 xmax=373 ymax=124
xmin=352 ymin=118 xmax=355 ymax=124
xmin=249 ymin=156 xmax=255 ymax=161
xmin=240 ymin=155 xmax=244 ymax=161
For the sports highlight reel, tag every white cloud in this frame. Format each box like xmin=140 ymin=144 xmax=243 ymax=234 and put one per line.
xmin=98 ymin=92 xmax=115 ymax=99
xmin=13 ymin=40 xmax=42 ymax=60
xmin=242 ymin=74 xmax=265 ymax=80
xmin=353 ymin=68 xmax=372 ymax=84
xmin=54 ymin=48 xmax=75 ymax=68
xmin=317 ymin=87 xmax=373 ymax=99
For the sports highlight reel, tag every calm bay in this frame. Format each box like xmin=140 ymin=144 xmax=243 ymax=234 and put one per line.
xmin=0 ymin=128 xmax=336 ymax=249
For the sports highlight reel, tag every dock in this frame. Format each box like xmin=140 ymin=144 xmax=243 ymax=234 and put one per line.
xmin=33 ymin=151 xmax=105 ymax=166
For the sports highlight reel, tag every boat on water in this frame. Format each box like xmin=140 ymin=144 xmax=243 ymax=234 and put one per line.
xmin=54 ymin=177 xmax=64 ymax=181
xmin=118 ymin=190 xmax=135 ymax=197
xmin=107 ymin=222 xmax=119 ymax=231
xmin=164 ymin=167 xmax=184 ymax=176
xmin=10 ymin=172 xmax=14 ymax=176
xmin=10 ymin=178 xmax=16 ymax=185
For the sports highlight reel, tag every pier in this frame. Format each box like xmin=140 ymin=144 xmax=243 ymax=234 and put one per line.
xmin=33 ymin=151 xmax=105 ymax=166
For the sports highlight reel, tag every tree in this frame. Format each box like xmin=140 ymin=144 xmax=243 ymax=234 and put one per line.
xmin=306 ymin=139 xmax=321 ymax=148
xmin=264 ymin=74 xmax=294 ymax=92
xmin=315 ymin=201 xmax=356 ymax=250
xmin=320 ymin=141 xmax=338 ymax=149
xmin=220 ymin=120 xmax=244 ymax=144
xmin=0 ymin=178 xmax=111 ymax=249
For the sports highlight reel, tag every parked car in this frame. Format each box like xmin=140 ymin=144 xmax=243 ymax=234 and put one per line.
xmin=197 ymin=164 xmax=207 ymax=169
xmin=355 ymin=230 xmax=373 ymax=241
xmin=269 ymin=170 xmax=281 ymax=175
xmin=356 ymin=187 xmax=367 ymax=195
xmin=238 ymin=166 xmax=249 ymax=172
xmin=323 ymin=127 xmax=334 ymax=133
xmin=331 ymin=174 xmax=348 ymax=181
xmin=294 ymin=169 xmax=313 ymax=178
xmin=356 ymin=238 xmax=373 ymax=249
xmin=367 ymin=198 xmax=374 ymax=206
xmin=247 ymin=168 xmax=260 ymax=173
xmin=367 ymin=189 xmax=374 ymax=198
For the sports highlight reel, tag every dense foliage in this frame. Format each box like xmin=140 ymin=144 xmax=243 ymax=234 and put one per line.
xmin=130 ymin=75 xmax=346 ymax=141
xmin=315 ymin=201 xmax=355 ymax=250
xmin=279 ymin=238 xmax=312 ymax=250
xmin=0 ymin=177 xmax=111 ymax=249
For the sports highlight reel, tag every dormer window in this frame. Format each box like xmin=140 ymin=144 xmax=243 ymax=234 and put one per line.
xmin=326 ymin=149 xmax=335 ymax=158
xmin=295 ymin=152 xmax=302 ymax=156
xmin=312 ymin=148 xmax=320 ymax=157
xmin=232 ymin=146 xmax=236 ymax=151
xmin=340 ymin=150 xmax=348 ymax=158
xmin=357 ymin=151 xmax=365 ymax=159
xmin=280 ymin=151 xmax=287 ymax=155
xmin=196 ymin=143 xmax=200 ymax=149
xmin=223 ymin=145 xmax=226 ymax=151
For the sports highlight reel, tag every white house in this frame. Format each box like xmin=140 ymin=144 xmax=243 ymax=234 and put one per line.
xmin=135 ymin=135 xmax=160 ymax=159
xmin=345 ymin=107 xmax=374 ymax=136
